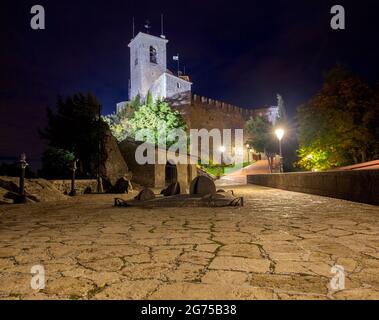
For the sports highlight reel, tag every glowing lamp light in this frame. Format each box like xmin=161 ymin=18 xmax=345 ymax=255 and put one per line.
xmin=219 ymin=146 xmax=226 ymax=153
xmin=275 ymin=128 xmax=285 ymax=141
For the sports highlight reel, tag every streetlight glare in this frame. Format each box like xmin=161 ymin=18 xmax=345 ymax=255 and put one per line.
xmin=275 ymin=128 xmax=285 ymax=141
xmin=219 ymin=146 xmax=226 ymax=153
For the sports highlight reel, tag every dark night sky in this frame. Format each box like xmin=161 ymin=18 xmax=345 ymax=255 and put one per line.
xmin=1 ymin=0 xmax=379 ymax=168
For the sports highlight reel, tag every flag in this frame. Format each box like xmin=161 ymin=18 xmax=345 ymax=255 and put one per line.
xmin=173 ymin=55 xmax=179 ymax=61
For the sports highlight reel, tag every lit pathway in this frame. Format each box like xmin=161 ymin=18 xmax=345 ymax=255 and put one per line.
xmin=216 ymin=160 xmax=272 ymax=187
xmin=1 ymin=185 xmax=378 ymax=300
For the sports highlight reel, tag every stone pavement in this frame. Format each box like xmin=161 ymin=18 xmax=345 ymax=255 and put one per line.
xmin=0 ymin=185 xmax=378 ymax=300
xmin=216 ymin=160 xmax=273 ymax=187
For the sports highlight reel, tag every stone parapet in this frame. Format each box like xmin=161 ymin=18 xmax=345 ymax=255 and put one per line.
xmin=247 ymin=170 xmax=379 ymax=206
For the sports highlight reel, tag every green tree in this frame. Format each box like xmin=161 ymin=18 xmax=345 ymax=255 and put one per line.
xmin=39 ymin=147 xmax=75 ymax=179
xmin=103 ymin=101 xmax=137 ymax=142
xmin=297 ymin=65 xmax=378 ymax=170
xmin=129 ymin=97 xmax=187 ymax=146
xmin=39 ymin=92 xmax=107 ymax=178
xmin=246 ymin=116 xmax=277 ymax=172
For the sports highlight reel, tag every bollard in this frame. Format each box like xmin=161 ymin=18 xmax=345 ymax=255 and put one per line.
xmin=18 ymin=153 xmax=28 ymax=204
xmin=69 ymin=159 xmax=78 ymax=196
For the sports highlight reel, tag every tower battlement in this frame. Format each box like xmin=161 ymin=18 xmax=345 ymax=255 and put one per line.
xmin=192 ymin=94 xmax=254 ymax=120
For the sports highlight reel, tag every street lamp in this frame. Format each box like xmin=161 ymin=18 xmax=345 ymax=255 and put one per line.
xmin=275 ymin=128 xmax=285 ymax=173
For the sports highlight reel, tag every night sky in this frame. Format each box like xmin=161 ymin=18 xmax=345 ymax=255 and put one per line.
xmin=1 ymin=0 xmax=379 ymax=168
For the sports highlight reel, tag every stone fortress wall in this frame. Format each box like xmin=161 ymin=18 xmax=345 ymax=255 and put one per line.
xmin=173 ymin=94 xmax=276 ymax=145
xmin=188 ymin=94 xmax=253 ymax=132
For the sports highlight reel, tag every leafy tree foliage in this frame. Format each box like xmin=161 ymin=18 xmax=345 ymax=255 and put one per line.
xmin=246 ymin=94 xmax=291 ymax=172
xmin=39 ymin=148 xmax=75 ymax=179
xmin=128 ymin=97 xmax=187 ymax=146
xmin=102 ymin=102 xmax=136 ymax=142
xmin=39 ymin=92 xmax=107 ymax=178
xmin=246 ymin=116 xmax=277 ymax=172
xmin=297 ymin=65 xmax=379 ymax=170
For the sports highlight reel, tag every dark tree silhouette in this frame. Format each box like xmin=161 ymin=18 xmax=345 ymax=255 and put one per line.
xmin=39 ymin=92 xmax=107 ymax=178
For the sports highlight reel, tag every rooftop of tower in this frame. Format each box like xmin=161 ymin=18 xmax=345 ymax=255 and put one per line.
xmin=128 ymin=32 xmax=169 ymax=47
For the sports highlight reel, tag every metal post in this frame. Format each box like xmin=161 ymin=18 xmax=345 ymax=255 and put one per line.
xmin=177 ymin=54 xmax=180 ymax=76
xmin=279 ymin=140 xmax=284 ymax=173
xmin=18 ymin=153 xmax=28 ymax=203
xmin=69 ymin=159 xmax=78 ymax=196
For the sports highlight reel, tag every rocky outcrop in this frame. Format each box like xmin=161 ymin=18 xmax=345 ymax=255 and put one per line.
xmin=0 ymin=177 xmax=68 ymax=204
xmin=50 ymin=180 xmax=98 ymax=195
xmin=99 ymin=129 xmax=129 ymax=189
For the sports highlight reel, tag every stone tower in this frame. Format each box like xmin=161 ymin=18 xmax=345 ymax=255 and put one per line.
xmin=128 ymin=32 xmax=168 ymax=101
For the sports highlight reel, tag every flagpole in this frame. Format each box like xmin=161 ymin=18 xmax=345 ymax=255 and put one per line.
xmin=177 ymin=54 xmax=180 ymax=76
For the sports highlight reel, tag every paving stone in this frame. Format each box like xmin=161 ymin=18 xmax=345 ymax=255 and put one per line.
xmin=201 ymin=270 xmax=248 ymax=285
xmin=209 ymin=257 xmax=270 ymax=273
xmin=0 ymin=185 xmax=378 ymax=300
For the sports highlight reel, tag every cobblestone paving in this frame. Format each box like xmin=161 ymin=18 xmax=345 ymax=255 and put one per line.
xmin=0 ymin=185 xmax=378 ymax=300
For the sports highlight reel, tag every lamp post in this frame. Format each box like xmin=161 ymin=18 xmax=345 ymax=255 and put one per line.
xmin=275 ymin=128 xmax=285 ymax=173
xmin=69 ymin=159 xmax=78 ymax=197
xmin=18 ymin=153 xmax=28 ymax=203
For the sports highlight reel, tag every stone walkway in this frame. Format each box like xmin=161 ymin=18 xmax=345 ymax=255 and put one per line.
xmin=216 ymin=160 xmax=274 ymax=187
xmin=0 ymin=185 xmax=378 ymax=300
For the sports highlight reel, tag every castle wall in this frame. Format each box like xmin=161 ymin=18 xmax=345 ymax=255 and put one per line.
xmin=189 ymin=95 xmax=253 ymax=132
xmin=171 ymin=95 xmax=255 ymax=163
xmin=165 ymin=74 xmax=192 ymax=102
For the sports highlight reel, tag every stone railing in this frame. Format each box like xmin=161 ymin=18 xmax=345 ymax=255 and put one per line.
xmin=247 ymin=170 xmax=379 ymax=206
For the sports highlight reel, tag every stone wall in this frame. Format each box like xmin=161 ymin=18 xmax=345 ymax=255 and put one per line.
xmin=247 ymin=170 xmax=379 ymax=206
xmin=188 ymin=95 xmax=252 ymax=132
xmin=118 ymin=139 xmax=198 ymax=191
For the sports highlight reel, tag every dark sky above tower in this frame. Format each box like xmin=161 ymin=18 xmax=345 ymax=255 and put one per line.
xmin=1 ymin=0 xmax=379 ymax=167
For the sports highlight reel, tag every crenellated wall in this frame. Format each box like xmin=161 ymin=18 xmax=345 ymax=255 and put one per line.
xmin=191 ymin=94 xmax=255 ymax=121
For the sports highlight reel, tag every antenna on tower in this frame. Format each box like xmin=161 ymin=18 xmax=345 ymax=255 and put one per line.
xmin=132 ymin=17 xmax=135 ymax=38
xmin=144 ymin=19 xmax=151 ymax=34
xmin=160 ymin=14 xmax=166 ymax=39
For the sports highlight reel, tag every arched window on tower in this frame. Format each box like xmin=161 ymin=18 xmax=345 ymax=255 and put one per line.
xmin=150 ymin=46 xmax=157 ymax=64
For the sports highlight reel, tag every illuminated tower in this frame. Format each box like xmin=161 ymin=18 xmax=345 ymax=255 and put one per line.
xmin=128 ymin=32 xmax=168 ymax=101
